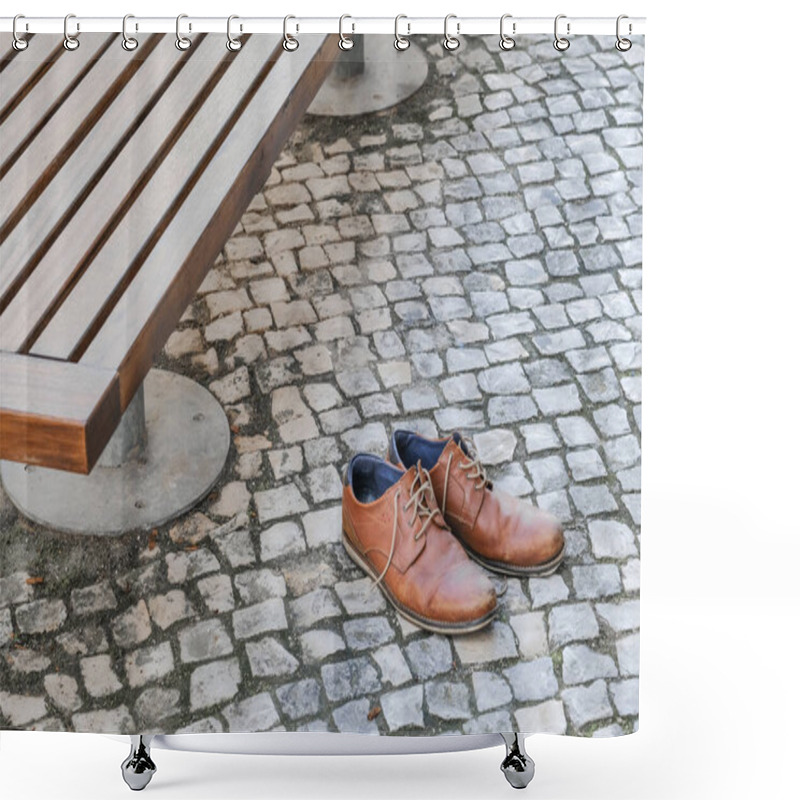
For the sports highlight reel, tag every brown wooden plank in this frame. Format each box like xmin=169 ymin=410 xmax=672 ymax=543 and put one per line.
xmin=0 ymin=352 xmax=120 ymax=473
xmin=0 ymin=33 xmax=113 ymax=180
xmin=78 ymin=35 xmax=339 ymax=408
xmin=0 ymin=34 xmax=159 ymax=280
xmin=0 ymin=34 xmax=210 ymax=351
xmin=0 ymin=34 xmax=61 ymax=90
xmin=30 ymin=33 xmax=288 ymax=362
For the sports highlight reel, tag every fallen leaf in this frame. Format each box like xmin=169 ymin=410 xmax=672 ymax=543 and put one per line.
xmin=367 ymin=706 xmax=381 ymax=721
xmin=25 ymin=577 xmax=44 ymax=585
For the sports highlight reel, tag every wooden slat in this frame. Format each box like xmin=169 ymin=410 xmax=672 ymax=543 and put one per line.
xmin=0 ymin=35 xmax=62 ymax=95
xmin=0 ymin=35 xmax=158 ymax=290
xmin=0 ymin=34 xmax=210 ymax=352
xmin=79 ymin=35 xmax=339 ymax=408
xmin=30 ymin=33 xmax=288 ymax=362
xmin=0 ymin=34 xmax=113 ymax=180
xmin=0 ymin=37 xmax=141 ymax=300
xmin=0 ymin=352 xmax=120 ymax=474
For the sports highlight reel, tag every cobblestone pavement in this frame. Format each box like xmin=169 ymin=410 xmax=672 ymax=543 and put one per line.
xmin=0 ymin=34 xmax=643 ymax=739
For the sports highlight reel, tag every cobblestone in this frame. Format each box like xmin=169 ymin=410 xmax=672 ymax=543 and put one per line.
xmin=0 ymin=32 xmax=642 ymax=739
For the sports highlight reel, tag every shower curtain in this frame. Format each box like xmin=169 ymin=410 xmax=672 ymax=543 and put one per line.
xmin=0 ymin=27 xmax=643 ymax=743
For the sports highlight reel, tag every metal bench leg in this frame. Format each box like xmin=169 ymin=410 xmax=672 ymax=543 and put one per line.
xmin=121 ymin=735 xmax=157 ymax=791
xmin=500 ymin=733 xmax=535 ymax=789
xmin=0 ymin=370 xmax=229 ymax=535
xmin=307 ymin=34 xmax=429 ymax=117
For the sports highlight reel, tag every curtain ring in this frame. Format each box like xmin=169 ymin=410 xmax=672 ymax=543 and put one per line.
xmin=554 ymin=14 xmax=570 ymax=51
xmin=394 ymin=15 xmax=410 ymax=51
xmin=12 ymin=14 xmax=29 ymax=51
xmin=339 ymin=14 xmax=354 ymax=50
xmin=283 ymin=15 xmax=299 ymax=51
xmin=63 ymin=13 xmax=80 ymax=51
xmin=615 ymin=14 xmax=632 ymax=52
xmin=499 ymin=14 xmax=516 ymax=51
xmin=227 ymin=15 xmax=242 ymax=51
xmin=121 ymin=14 xmax=139 ymax=51
xmin=442 ymin=14 xmax=460 ymax=51
xmin=176 ymin=13 xmax=192 ymax=50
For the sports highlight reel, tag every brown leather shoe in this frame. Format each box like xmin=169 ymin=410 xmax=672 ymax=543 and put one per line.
xmin=389 ymin=430 xmax=565 ymax=577
xmin=341 ymin=453 xmax=497 ymax=635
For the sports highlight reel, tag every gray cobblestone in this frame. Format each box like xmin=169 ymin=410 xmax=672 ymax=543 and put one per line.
xmin=0 ymin=32 xmax=641 ymax=738
xmin=80 ymin=654 xmax=123 ymax=698
xmin=616 ymin=633 xmax=640 ymax=676
xmin=426 ymin=681 xmax=472 ymax=720
xmin=333 ymin=698 xmax=379 ymax=734
xmin=71 ymin=582 xmax=117 ymax=616
xmin=289 ymin=589 xmax=341 ymax=630
xmin=382 ymin=685 xmax=424 ymax=731
xmin=405 ymin=636 xmax=454 ymax=680
xmin=111 ymin=600 xmax=152 ymax=648
xmin=15 ymin=599 xmax=67 ymax=634
xmin=232 ymin=599 xmax=288 ymax=640
xmin=179 ymin=619 xmax=233 ymax=663
xmin=190 ymin=659 xmax=241 ymax=711
xmin=148 ymin=590 xmax=194 ymax=630
xmin=562 ymin=679 xmax=613 ymax=729
xmin=223 ymin=692 xmax=279 ymax=732
xmin=588 ymin=521 xmax=638 ymax=559
xmin=572 ymin=565 xmax=622 ymax=599
xmin=44 ymin=674 xmax=81 ymax=713
xmin=453 ymin=621 xmax=517 ymax=664
xmin=548 ymin=603 xmax=599 ymax=647
xmin=125 ymin=642 xmax=175 ymax=688
xmin=322 ymin=657 xmax=381 ymax=702
xmin=504 ymin=657 xmax=559 ymax=702
xmin=562 ymin=644 xmax=618 ymax=685
xmin=610 ymin=678 xmax=639 ymax=716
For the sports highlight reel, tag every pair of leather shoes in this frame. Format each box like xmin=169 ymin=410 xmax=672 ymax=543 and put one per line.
xmin=341 ymin=430 xmax=565 ymax=635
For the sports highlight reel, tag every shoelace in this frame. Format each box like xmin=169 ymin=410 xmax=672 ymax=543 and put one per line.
xmin=373 ymin=463 xmax=444 ymax=588
xmin=442 ymin=437 xmax=489 ymax=516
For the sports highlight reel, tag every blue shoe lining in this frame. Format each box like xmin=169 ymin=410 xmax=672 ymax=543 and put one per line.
xmin=393 ymin=429 xmax=464 ymax=471
xmin=347 ymin=454 xmax=405 ymax=504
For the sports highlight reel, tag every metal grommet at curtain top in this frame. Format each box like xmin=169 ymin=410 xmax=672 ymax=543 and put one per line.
xmin=121 ymin=14 xmax=139 ymax=51
xmin=226 ymin=15 xmax=242 ymax=51
xmin=283 ymin=15 xmax=299 ymax=51
xmin=12 ymin=14 xmax=29 ymax=51
xmin=442 ymin=14 xmax=460 ymax=51
xmin=176 ymin=13 xmax=192 ymax=50
xmin=499 ymin=14 xmax=516 ymax=51
xmin=394 ymin=15 xmax=410 ymax=51
xmin=616 ymin=14 xmax=632 ymax=51
xmin=554 ymin=14 xmax=570 ymax=51
xmin=338 ymin=14 xmax=354 ymax=50
xmin=63 ymin=13 xmax=80 ymax=50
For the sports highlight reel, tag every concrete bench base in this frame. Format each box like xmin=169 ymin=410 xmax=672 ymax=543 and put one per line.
xmin=0 ymin=370 xmax=229 ymax=535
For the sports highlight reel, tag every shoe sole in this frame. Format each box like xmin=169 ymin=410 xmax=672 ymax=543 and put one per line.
xmin=342 ymin=533 xmax=497 ymax=636
xmin=460 ymin=541 xmax=566 ymax=578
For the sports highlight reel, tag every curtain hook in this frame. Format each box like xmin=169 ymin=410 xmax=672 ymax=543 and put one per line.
xmin=63 ymin=13 xmax=80 ymax=51
xmin=176 ymin=13 xmax=192 ymax=50
xmin=499 ymin=14 xmax=516 ymax=51
xmin=616 ymin=14 xmax=632 ymax=51
xmin=283 ymin=15 xmax=299 ymax=51
xmin=339 ymin=14 xmax=355 ymax=50
xmin=554 ymin=14 xmax=570 ymax=51
xmin=121 ymin=14 xmax=139 ymax=51
xmin=12 ymin=14 xmax=29 ymax=51
xmin=443 ymin=14 xmax=460 ymax=51
xmin=226 ymin=15 xmax=242 ymax=51
xmin=394 ymin=15 xmax=410 ymax=51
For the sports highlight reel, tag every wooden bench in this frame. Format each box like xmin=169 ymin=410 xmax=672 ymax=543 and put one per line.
xmin=0 ymin=30 xmax=338 ymax=531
